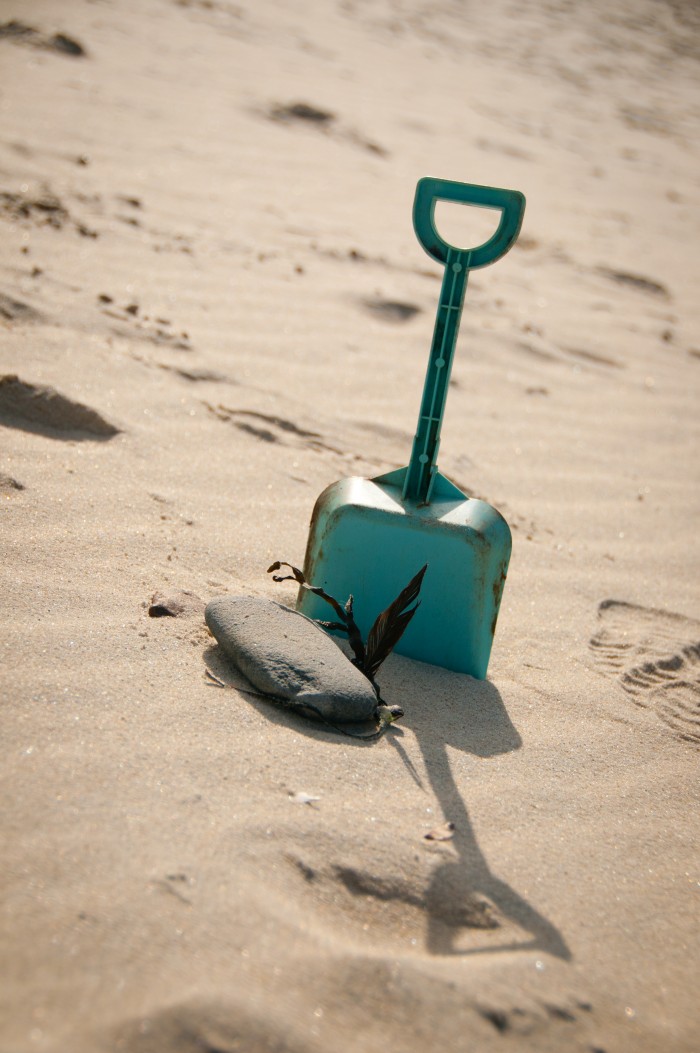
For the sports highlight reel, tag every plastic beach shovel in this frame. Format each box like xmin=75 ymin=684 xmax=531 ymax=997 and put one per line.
xmin=298 ymin=177 xmax=526 ymax=678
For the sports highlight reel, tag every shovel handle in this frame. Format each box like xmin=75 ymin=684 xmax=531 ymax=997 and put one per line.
xmin=403 ymin=177 xmax=525 ymax=504
xmin=413 ymin=177 xmax=525 ymax=269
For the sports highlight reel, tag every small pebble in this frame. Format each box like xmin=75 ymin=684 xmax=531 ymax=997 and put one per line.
xmin=149 ymin=589 xmax=203 ymax=617
xmin=205 ymin=596 xmax=378 ymax=722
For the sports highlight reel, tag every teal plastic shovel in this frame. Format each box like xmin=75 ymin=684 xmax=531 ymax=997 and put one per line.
xmin=297 ymin=177 xmax=525 ymax=678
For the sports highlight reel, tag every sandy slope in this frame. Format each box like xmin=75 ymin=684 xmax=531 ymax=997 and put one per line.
xmin=1 ymin=1 xmax=699 ymax=1050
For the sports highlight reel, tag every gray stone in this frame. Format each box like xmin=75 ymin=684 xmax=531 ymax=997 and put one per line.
xmin=205 ymin=596 xmax=378 ymax=723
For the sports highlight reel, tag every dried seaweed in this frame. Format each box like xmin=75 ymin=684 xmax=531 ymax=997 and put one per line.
xmin=267 ymin=560 xmax=427 ymax=686
xmin=267 ymin=561 xmax=365 ymax=665
xmin=364 ymin=565 xmax=427 ymax=680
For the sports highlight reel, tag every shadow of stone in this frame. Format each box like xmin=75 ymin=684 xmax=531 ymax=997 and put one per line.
xmin=202 ymin=644 xmax=382 ymax=745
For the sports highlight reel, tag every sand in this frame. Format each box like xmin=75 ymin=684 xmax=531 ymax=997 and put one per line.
xmin=1 ymin=1 xmax=699 ymax=1050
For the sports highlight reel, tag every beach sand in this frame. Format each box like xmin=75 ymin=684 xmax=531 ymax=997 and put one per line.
xmin=1 ymin=1 xmax=699 ymax=1050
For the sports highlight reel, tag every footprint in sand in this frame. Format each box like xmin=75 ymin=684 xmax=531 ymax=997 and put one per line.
xmin=204 ymin=403 xmax=343 ymax=457
xmin=109 ymin=998 xmax=309 ymax=1053
xmin=98 ymin=296 xmax=193 ymax=351
xmin=360 ymin=297 xmax=422 ymax=323
xmin=589 ymin=599 xmax=700 ymax=746
xmin=0 ymin=187 xmax=97 ymax=238
xmin=596 ymin=267 xmax=669 ymax=299
xmin=0 ymin=21 xmax=86 ymax=57
xmin=560 ymin=345 xmax=623 ymax=370
xmin=266 ymin=100 xmax=388 ymax=156
xmin=158 ymin=364 xmax=230 ymax=384
xmin=0 ymin=374 xmax=120 ymax=440
xmin=279 ymin=846 xmax=510 ymax=959
xmin=0 ymin=291 xmax=44 ymax=324
xmin=266 ymin=816 xmax=566 ymax=960
xmin=0 ymin=472 xmax=25 ymax=491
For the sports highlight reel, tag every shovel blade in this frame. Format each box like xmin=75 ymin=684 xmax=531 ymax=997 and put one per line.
xmin=297 ymin=473 xmax=511 ymax=678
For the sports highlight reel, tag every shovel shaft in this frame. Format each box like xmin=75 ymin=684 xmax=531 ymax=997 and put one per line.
xmin=403 ymin=251 xmax=468 ymax=503
xmin=403 ymin=177 xmax=526 ymax=505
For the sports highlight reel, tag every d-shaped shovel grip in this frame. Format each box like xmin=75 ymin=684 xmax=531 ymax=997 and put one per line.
xmin=402 ymin=176 xmax=525 ymax=504
xmin=413 ymin=177 xmax=525 ymax=269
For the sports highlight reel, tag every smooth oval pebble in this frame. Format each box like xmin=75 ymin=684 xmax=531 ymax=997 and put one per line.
xmin=205 ymin=596 xmax=378 ymax=723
